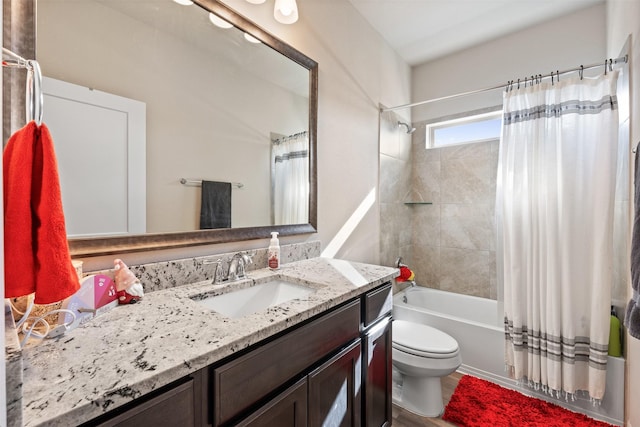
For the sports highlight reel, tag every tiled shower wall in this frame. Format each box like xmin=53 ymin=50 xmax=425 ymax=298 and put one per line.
xmin=379 ymin=112 xmax=498 ymax=298
xmin=379 ymin=111 xmax=413 ymax=272
xmin=407 ymin=123 xmax=498 ymax=299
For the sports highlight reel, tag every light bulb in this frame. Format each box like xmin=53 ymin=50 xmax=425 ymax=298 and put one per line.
xmin=274 ymin=0 xmax=298 ymax=24
xmin=209 ymin=13 xmax=233 ymax=29
xmin=172 ymin=0 xmax=193 ymax=5
xmin=243 ymin=33 xmax=261 ymax=44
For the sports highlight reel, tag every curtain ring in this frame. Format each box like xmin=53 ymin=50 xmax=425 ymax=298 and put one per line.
xmin=604 ymin=59 xmax=608 ymax=75
xmin=517 ymin=78 xmax=520 ymax=89
xmin=556 ymin=70 xmax=560 ymax=82
xmin=609 ymin=58 xmax=613 ymax=72
xmin=579 ymin=65 xmax=584 ymax=80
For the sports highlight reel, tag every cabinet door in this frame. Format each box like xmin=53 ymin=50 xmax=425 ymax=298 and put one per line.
xmin=363 ymin=317 xmax=392 ymax=427
xmin=95 ymin=379 xmax=197 ymax=427
xmin=236 ymin=378 xmax=308 ymax=427
xmin=308 ymin=340 xmax=362 ymax=427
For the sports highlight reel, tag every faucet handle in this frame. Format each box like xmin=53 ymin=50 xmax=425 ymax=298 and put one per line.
xmin=236 ymin=253 xmax=253 ymax=279
xmin=242 ymin=253 xmax=253 ymax=266
xmin=204 ymin=258 xmax=224 ymax=284
xmin=214 ymin=259 xmax=225 ymax=284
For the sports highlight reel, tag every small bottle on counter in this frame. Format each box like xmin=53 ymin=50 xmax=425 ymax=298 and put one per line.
xmin=268 ymin=232 xmax=280 ymax=270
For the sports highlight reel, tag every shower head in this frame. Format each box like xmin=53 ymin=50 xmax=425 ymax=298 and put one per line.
xmin=398 ymin=121 xmax=416 ymax=134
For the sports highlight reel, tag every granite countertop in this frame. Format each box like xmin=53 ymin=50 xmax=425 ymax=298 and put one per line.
xmin=19 ymin=257 xmax=398 ymax=427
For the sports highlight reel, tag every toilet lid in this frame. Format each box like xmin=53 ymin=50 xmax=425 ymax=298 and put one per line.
xmin=393 ymin=320 xmax=459 ymax=355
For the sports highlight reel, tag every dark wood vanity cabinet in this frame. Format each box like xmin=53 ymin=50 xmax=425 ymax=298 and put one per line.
xmin=213 ymin=300 xmax=361 ymax=426
xmin=362 ymin=318 xmax=392 ymax=427
xmin=362 ymin=284 xmax=393 ymax=427
xmin=235 ymin=378 xmax=308 ymax=427
xmin=224 ymin=283 xmax=393 ymax=427
xmin=87 ymin=282 xmax=393 ymax=427
xmin=88 ymin=372 xmax=206 ymax=427
xmin=308 ymin=340 xmax=362 ymax=427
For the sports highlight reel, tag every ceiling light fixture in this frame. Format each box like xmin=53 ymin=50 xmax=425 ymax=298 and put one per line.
xmin=209 ymin=13 xmax=233 ymax=29
xmin=274 ymin=0 xmax=298 ymax=24
xmin=172 ymin=0 xmax=194 ymax=5
xmin=246 ymin=0 xmax=267 ymax=4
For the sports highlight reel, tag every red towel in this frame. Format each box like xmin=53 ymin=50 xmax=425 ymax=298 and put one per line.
xmin=4 ymin=121 xmax=80 ymax=304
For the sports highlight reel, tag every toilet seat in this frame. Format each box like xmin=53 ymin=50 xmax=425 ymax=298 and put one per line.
xmin=393 ymin=320 xmax=459 ymax=359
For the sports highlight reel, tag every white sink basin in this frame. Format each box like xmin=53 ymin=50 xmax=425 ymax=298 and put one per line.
xmin=195 ymin=280 xmax=315 ymax=318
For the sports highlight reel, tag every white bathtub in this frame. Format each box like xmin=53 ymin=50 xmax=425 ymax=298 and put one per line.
xmin=393 ymin=286 xmax=625 ymax=426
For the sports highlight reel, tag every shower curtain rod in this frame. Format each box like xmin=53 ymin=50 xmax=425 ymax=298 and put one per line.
xmin=381 ymin=55 xmax=628 ymax=113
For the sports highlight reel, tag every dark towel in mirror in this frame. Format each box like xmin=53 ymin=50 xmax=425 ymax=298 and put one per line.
xmin=200 ymin=180 xmax=232 ymax=229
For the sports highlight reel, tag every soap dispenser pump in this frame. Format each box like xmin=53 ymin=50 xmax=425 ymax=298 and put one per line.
xmin=268 ymin=232 xmax=280 ymax=270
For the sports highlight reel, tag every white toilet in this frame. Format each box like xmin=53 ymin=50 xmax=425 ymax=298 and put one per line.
xmin=392 ymin=319 xmax=462 ymax=417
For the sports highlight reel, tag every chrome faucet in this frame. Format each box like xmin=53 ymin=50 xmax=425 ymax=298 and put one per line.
xmin=226 ymin=252 xmax=253 ymax=281
xmin=203 ymin=258 xmax=224 ymax=284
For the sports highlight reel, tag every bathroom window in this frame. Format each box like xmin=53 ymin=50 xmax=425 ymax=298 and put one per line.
xmin=426 ymin=110 xmax=502 ymax=149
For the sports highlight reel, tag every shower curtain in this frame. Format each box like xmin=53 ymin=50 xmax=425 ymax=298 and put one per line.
xmin=272 ymin=132 xmax=309 ymax=225
xmin=496 ymin=72 xmax=619 ymax=401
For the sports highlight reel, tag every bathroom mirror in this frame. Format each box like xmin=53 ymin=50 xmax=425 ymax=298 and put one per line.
xmin=7 ymin=0 xmax=317 ymax=256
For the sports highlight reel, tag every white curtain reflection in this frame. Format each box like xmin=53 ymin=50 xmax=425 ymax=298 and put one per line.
xmin=272 ymin=131 xmax=309 ymax=224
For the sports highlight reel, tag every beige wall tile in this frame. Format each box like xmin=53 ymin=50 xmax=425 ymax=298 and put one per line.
xmin=440 ymin=247 xmax=491 ymax=298
xmin=440 ymin=203 xmax=494 ymax=250
xmin=409 ymin=244 xmax=440 ymax=288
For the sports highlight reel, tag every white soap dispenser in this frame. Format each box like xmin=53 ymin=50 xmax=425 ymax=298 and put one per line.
xmin=268 ymin=232 xmax=280 ymax=270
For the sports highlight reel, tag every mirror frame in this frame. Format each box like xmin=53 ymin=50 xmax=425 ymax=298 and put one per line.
xmin=6 ymin=0 xmax=318 ymax=257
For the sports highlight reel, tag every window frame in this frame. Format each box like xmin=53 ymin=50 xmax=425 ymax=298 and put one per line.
xmin=425 ymin=108 xmax=502 ymax=149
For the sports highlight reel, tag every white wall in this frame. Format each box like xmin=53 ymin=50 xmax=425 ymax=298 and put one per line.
xmin=75 ymin=0 xmax=411 ymax=271
xmin=606 ymin=2 xmax=640 ymax=426
xmin=411 ymin=3 xmax=606 ymax=123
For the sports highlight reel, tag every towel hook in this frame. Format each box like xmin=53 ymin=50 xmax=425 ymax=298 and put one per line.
xmin=2 ymin=48 xmax=44 ymax=126
xmin=26 ymin=60 xmax=43 ymax=125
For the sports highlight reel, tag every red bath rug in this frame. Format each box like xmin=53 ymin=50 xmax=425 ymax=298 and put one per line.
xmin=442 ymin=375 xmax=615 ymax=427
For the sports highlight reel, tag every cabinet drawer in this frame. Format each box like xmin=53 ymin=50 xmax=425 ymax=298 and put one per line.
xmin=363 ymin=283 xmax=392 ymax=327
xmin=213 ymin=300 xmax=361 ymax=426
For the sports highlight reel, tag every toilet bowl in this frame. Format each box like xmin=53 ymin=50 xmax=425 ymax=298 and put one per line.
xmin=392 ymin=319 xmax=462 ymax=417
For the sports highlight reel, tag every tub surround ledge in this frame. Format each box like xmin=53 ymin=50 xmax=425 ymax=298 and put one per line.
xmin=19 ymin=257 xmax=398 ymax=427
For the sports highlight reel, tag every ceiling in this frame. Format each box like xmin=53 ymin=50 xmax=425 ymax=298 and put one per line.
xmin=347 ymin=0 xmax=604 ymax=66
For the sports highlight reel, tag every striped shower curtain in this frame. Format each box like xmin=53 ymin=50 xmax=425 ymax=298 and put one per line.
xmin=272 ymin=132 xmax=309 ymax=225
xmin=496 ymin=71 xmax=619 ymax=401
